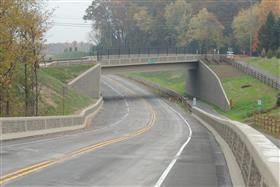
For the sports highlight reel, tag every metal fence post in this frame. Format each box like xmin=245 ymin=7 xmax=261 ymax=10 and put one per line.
xmin=107 ymin=48 xmax=109 ymax=59
xmin=157 ymin=48 xmax=159 ymax=56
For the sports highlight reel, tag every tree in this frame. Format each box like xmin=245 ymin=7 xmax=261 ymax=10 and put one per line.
xmin=188 ymin=0 xmax=258 ymax=37
xmin=84 ymin=0 xmax=252 ymax=50
xmin=0 ymin=0 xmax=23 ymax=116
xmin=258 ymin=11 xmax=276 ymax=52
xmin=185 ymin=8 xmax=225 ymax=53
xmin=271 ymin=17 xmax=280 ymax=51
xmin=164 ymin=0 xmax=193 ymax=46
xmin=84 ymin=0 xmax=173 ymax=48
xmin=0 ymin=0 xmax=50 ymax=117
xmin=259 ymin=0 xmax=280 ymax=23
xmin=232 ymin=5 xmax=260 ymax=54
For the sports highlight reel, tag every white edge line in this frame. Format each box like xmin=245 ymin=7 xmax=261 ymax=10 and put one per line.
xmin=154 ymin=101 xmax=192 ymax=187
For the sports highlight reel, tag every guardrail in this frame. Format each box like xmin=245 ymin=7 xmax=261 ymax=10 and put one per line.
xmin=128 ymin=76 xmax=279 ymax=187
xmin=226 ymin=61 xmax=280 ymax=90
xmin=0 ymin=98 xmax=103 ymax=140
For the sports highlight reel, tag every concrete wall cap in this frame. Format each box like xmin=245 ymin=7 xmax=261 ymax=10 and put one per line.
xmin=68 ymin=64 xmax=100 ymax=86
xmin=193 ymin=106 xmax=280 ymax=187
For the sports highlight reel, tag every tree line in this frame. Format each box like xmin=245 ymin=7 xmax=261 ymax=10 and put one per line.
xmin=0 ymin=0 xmax=50 ymax=117
xmin=232 ymin=0 xmax=280 ymax=56
xmin=84 ymin=0 xmax=279 ymax=55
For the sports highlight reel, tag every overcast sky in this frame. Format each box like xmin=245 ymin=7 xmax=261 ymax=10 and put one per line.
xmin=46 ymin=0 xmax=93 ymax=43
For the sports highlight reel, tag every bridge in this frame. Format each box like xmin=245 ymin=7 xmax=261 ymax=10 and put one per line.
xmin=65 ymin=53 xmax=230 ymax=111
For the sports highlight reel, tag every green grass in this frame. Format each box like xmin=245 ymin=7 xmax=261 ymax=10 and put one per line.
xmin=222 ymin=75 xmax=278 ymax=121
xmin=131 ymin=71 xmax=279 ymax=122
xmin=37 ymin=65 xmax=95 ymax=116
xmin=40 ymin=64 xmax=93 ymax=84
xmin=131 ymin=71 xmax=187 ymax=95
xmin=242 ymin=57 xmax=280 ymax=78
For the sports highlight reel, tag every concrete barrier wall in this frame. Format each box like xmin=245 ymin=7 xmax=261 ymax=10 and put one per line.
xmin=0 ymin=98 xmax=103 ymax=140
xmin=127 ymin=75 xmax=279 ymax=187
xmin=68 ymin=64 xmax=101 ymax=98
xmin=186 ymin=60 xmax=231 ymax=111
xmin=192 ymin=107 xmax=280 ymax=187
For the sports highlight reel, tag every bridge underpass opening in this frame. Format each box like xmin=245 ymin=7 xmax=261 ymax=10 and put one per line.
xmin=99 ymin=58 xmax=230 ymax=111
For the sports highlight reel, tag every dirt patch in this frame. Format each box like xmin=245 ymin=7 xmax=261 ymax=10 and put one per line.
xmin=241 ymin=84 xmax=252 ymax=88
xmin=40 ymin=85 xmax=59 ymax=108
xmin=210 ymin=65 xmax=245 ymax=79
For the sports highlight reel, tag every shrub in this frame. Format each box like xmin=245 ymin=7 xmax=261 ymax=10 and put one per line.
xmin=277 ymin=93 xmax=280 ymax=107
xmin=266 ymin=49 xmax=274 ymax=58
xmin=276 ymin=48 xmax=280 ymax=59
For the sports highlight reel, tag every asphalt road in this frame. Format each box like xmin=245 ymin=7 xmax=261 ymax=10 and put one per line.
xmin=1 ymin=76 xmax=232 ymax=187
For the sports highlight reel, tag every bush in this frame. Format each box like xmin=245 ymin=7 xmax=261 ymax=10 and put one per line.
xmin=277 ymin=93 xmax=280 ymax=107
xmin=276 ymin=48 xmax=280 ymax=59
xmin=266 ymin=49 xmax=274 ymax=58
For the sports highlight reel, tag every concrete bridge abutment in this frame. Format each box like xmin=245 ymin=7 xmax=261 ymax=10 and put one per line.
xmin=186 ymin=60 xmax=230 ymax=111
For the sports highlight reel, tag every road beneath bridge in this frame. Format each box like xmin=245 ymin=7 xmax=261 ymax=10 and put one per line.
xmin=1 ymin=76 xmax=232 ymax=186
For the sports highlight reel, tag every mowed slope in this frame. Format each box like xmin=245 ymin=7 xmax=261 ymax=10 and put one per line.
xmin=38 ymin=64 xmax=95 ymax=116
xmin=131 ymin=64 xmax=279 ymax=121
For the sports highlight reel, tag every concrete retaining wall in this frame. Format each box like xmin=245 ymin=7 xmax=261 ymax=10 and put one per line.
xmin=0 ymin=98 xmax=103 ymax=140
xmin=68 ymin=64 xmax=101 ymax=98
xmin=193 ymin=107 xmax=280 ymax=187
xmin=186 ymin=60 xmax=231 ymax=111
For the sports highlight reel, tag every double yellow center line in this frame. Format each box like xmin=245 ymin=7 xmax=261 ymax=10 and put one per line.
xmin=1 ymin=98 xmax=156 ymax=185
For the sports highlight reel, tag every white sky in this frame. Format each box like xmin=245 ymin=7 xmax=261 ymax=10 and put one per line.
xmin=45 ymin=0 xmax=93 ymax=43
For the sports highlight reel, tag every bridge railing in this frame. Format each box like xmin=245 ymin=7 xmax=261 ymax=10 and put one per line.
xmin=98 ymin=54 xmax=202 ymax=66
xmin=96 ymin=47 xmax=196 ymax=60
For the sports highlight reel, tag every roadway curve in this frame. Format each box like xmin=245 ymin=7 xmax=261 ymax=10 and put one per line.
xmin=1 ymin=76 xmax=232 ymax=186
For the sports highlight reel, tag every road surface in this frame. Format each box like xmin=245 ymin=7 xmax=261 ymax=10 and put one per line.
xmin=1 ymin=76 xmax=232 ymax=186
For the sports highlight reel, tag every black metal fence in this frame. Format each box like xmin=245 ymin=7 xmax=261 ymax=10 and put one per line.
xmin=227 ymin=61 xmax=280 ymax=90
xmin=96 ymin=47 xmax=197 ymax=60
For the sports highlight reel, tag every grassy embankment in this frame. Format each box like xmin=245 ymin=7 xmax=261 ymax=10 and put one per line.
xmin=38 ymin=64 xmax=94 ymax=116
xmin=130 ymin=65 xmax=279 ymax=122
xmin=237 ymin=57 xmax=280 ymax=78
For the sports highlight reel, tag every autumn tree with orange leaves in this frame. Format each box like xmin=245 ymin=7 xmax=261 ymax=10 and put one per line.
xmin=232 ymin=0 xmax=280 ymax=54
